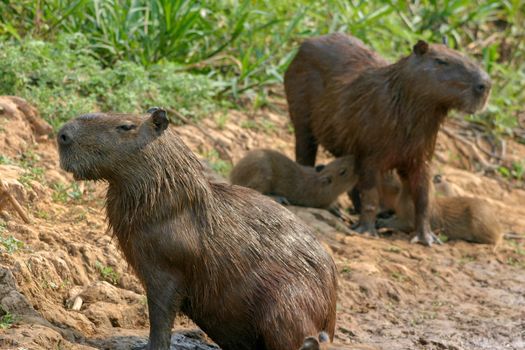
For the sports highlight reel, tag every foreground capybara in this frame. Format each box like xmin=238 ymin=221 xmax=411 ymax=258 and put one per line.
xmin=230 ymin=149 xmax=357 ymax=208
xmin=378 ymin=173 xmax=502 ymax=245
xmin=57 ymin=108 xmax=337 ymax=350
xmin=285 ymin=33 xmax=491 ymax=245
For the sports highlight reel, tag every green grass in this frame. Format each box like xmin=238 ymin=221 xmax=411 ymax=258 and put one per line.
xmin=95 ymin=261 xmax=120 ymax=285
xmin=0 ymin=225 xmax=24 ymax=254
xmin=52 ymin=182 xmax=83 ymax=203
xmin=202 ymin=149 xmax=232 ymax=178
xmin=0 ymin=0 xmax=523 ymax=135
xmin=0 ymin=306 xmax=15 ymax=330
xmin=0 ymin=220 xmax=24 ymax=254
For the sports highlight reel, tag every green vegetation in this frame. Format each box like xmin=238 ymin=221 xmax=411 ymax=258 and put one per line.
xmin=498 ymin=161 xmax=525 ymax=180
xmin=95 ymin=261 xmax=120 ymax=285
xmin=0 ymin=306 xmax=15 ymax=329
xmin=0 ymin=0 xmax=523 ymax=135
xmin=52 ymin=182 xmax=83 ymax=203
xmin=202 ymin=149 xmax=232 ymax=177
xmin=438 ymin=233 xmax=449 ymax=243
xmin=0 ymin=221 xmax=24 ymax=254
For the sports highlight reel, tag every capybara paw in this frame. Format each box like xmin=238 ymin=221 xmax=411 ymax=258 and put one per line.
xmin=351 ymin=222 xmax=379 ymax=237
xmin=410 ymin=231 xmax=443 ymax=246
xmin=376 ymin=217 xmax=392 ymax=229
xmin=272 ymin=195 xmax=291 ymax=205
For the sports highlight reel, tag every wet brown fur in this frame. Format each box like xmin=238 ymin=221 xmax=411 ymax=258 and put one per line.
xmin=379 ymin=173 xmax=503 ymax=245
xmin=230 ymin=149 xmax=357 ymax=209
xmin=285 ymin=33 xmax=491 ymax=244
xmin=57 ymin=111 xmax=337 ymax=350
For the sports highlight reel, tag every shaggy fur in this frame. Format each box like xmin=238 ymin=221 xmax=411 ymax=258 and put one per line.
xmin=57 ymin=110 xmax=337 ymax=350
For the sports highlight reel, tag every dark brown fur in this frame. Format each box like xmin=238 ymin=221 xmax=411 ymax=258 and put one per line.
xmin=378 ymin=173 xmax=502 ymax=245
xmin=285 ymin=33 xmax=491 ymax=245
xmin=230 ymin=149 xmax=357 ymax=209
xmin=57 ymin=110 xmax=337 ymax=350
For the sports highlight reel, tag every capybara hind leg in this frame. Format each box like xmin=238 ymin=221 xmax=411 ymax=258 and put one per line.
xmin=144 ymin=275 xmax=182 ymax=350
xmin=295 ymin=125 xmax=318 ymax=166
xmin=262 ymin=325 xmax=315 ymax=350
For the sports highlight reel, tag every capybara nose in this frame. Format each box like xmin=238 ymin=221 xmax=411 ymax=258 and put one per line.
xmin=58 ymin=130 xmax=72 ymax=146
xmin=475 ymin=73 xmax=492 ymax=95
xmin=475 ymin=83 xmax=487 ymax=94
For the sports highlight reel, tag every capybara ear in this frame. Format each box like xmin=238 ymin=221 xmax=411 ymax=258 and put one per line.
xmin=149 ymin=108 xmax=169 ymax=132
xmin=315 ymin=164 xmax=326 ymax=172
xmin=413 ymin=40 xmax=429 ymax=56
xmin=146 ymin=106 xmax=161 ymax=114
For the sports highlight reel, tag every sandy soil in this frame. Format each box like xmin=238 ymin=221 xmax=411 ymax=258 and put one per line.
xmin=0 ymin=96 xmax=524 ymax=350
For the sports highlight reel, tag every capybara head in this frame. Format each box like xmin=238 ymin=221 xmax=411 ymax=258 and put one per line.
xmin=398 ymin=40 xmax=491 ymax=114
xmin=57 ymin=108 xmax=169 ymax=181
xmin=317 ymin=155 xmax=356 ymax=189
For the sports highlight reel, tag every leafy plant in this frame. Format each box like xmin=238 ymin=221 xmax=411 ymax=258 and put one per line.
xmin=0 ymin=306 xmax=15 ymax=329
xmin=202 ymin=149 xmax=232 ymax=178
xmin=0 ymin=0 xmax=523 ymax=135
xmin=0 ymin=235 xmax=24 ymax=254
xmin=52 ymin=182 xmax=83 ymax=203
xmin=95 ymin=261 xmax=120 ymax=285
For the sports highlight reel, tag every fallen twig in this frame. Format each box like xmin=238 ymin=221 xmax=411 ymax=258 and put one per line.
xmin=442 ymin=126 xmax=498 ymax=172
xmin=0 ymin=179 xmax=31 ymax=223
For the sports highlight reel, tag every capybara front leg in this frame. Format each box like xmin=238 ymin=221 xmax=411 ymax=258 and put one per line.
xmin=352 ymin=170 xmax=380 ymax=236
xmin=348 ymin=187 xmax=362 ymax=214
xmin=295 ymin=124 xmax=318 ymax=166
xmin=145 ymin=276 xmax=182 ymax=350
xmin=406 ymin=165 xmax=442 ymax=246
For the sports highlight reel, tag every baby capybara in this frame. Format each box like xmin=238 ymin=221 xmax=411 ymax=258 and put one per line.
xmin=230 ymin=149 xmax=357 ymax=209
xmin=285 ymin=33 xmax=491 ymax=246
xmin=378 ymin=173 xmax=502 ymax=245
xmin=57 ymin=109 xmax=337 ymax=350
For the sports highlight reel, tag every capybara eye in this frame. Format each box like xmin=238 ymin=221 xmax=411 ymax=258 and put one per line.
xmin=116 ymin=124 xmax=136 ymax=131
xmin=339 ymin=168 xmax=347 ymax=176
xmin=435 ymin=58 xmax=449 ymax=66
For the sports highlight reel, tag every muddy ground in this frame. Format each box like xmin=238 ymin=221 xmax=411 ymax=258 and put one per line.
xmin=0 ymin=96 xmax=524 ymax=349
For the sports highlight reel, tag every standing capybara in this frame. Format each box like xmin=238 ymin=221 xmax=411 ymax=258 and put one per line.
xmin=230 ymin=149 xmax=357 ymax=209
xmin=284 ymin=33 xmax=491 ymax=245
xmin=378 ymin=173 xmax=502 ymax=245
xmin=57 ymin=109 xmax=337 ymax=350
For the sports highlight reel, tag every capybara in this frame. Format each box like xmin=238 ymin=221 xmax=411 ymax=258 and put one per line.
xmin=57 ymin=109 xmax=337 ymax=350
xmin=230 ymin=149 xmax=357 ymax=209
xmin=380 ymin=173 xmax=456 ymax=214
xmin=284 ymin=33 xmax=491 ymax=245
xmin=378 ymin=173 xmax=502 ymax=245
